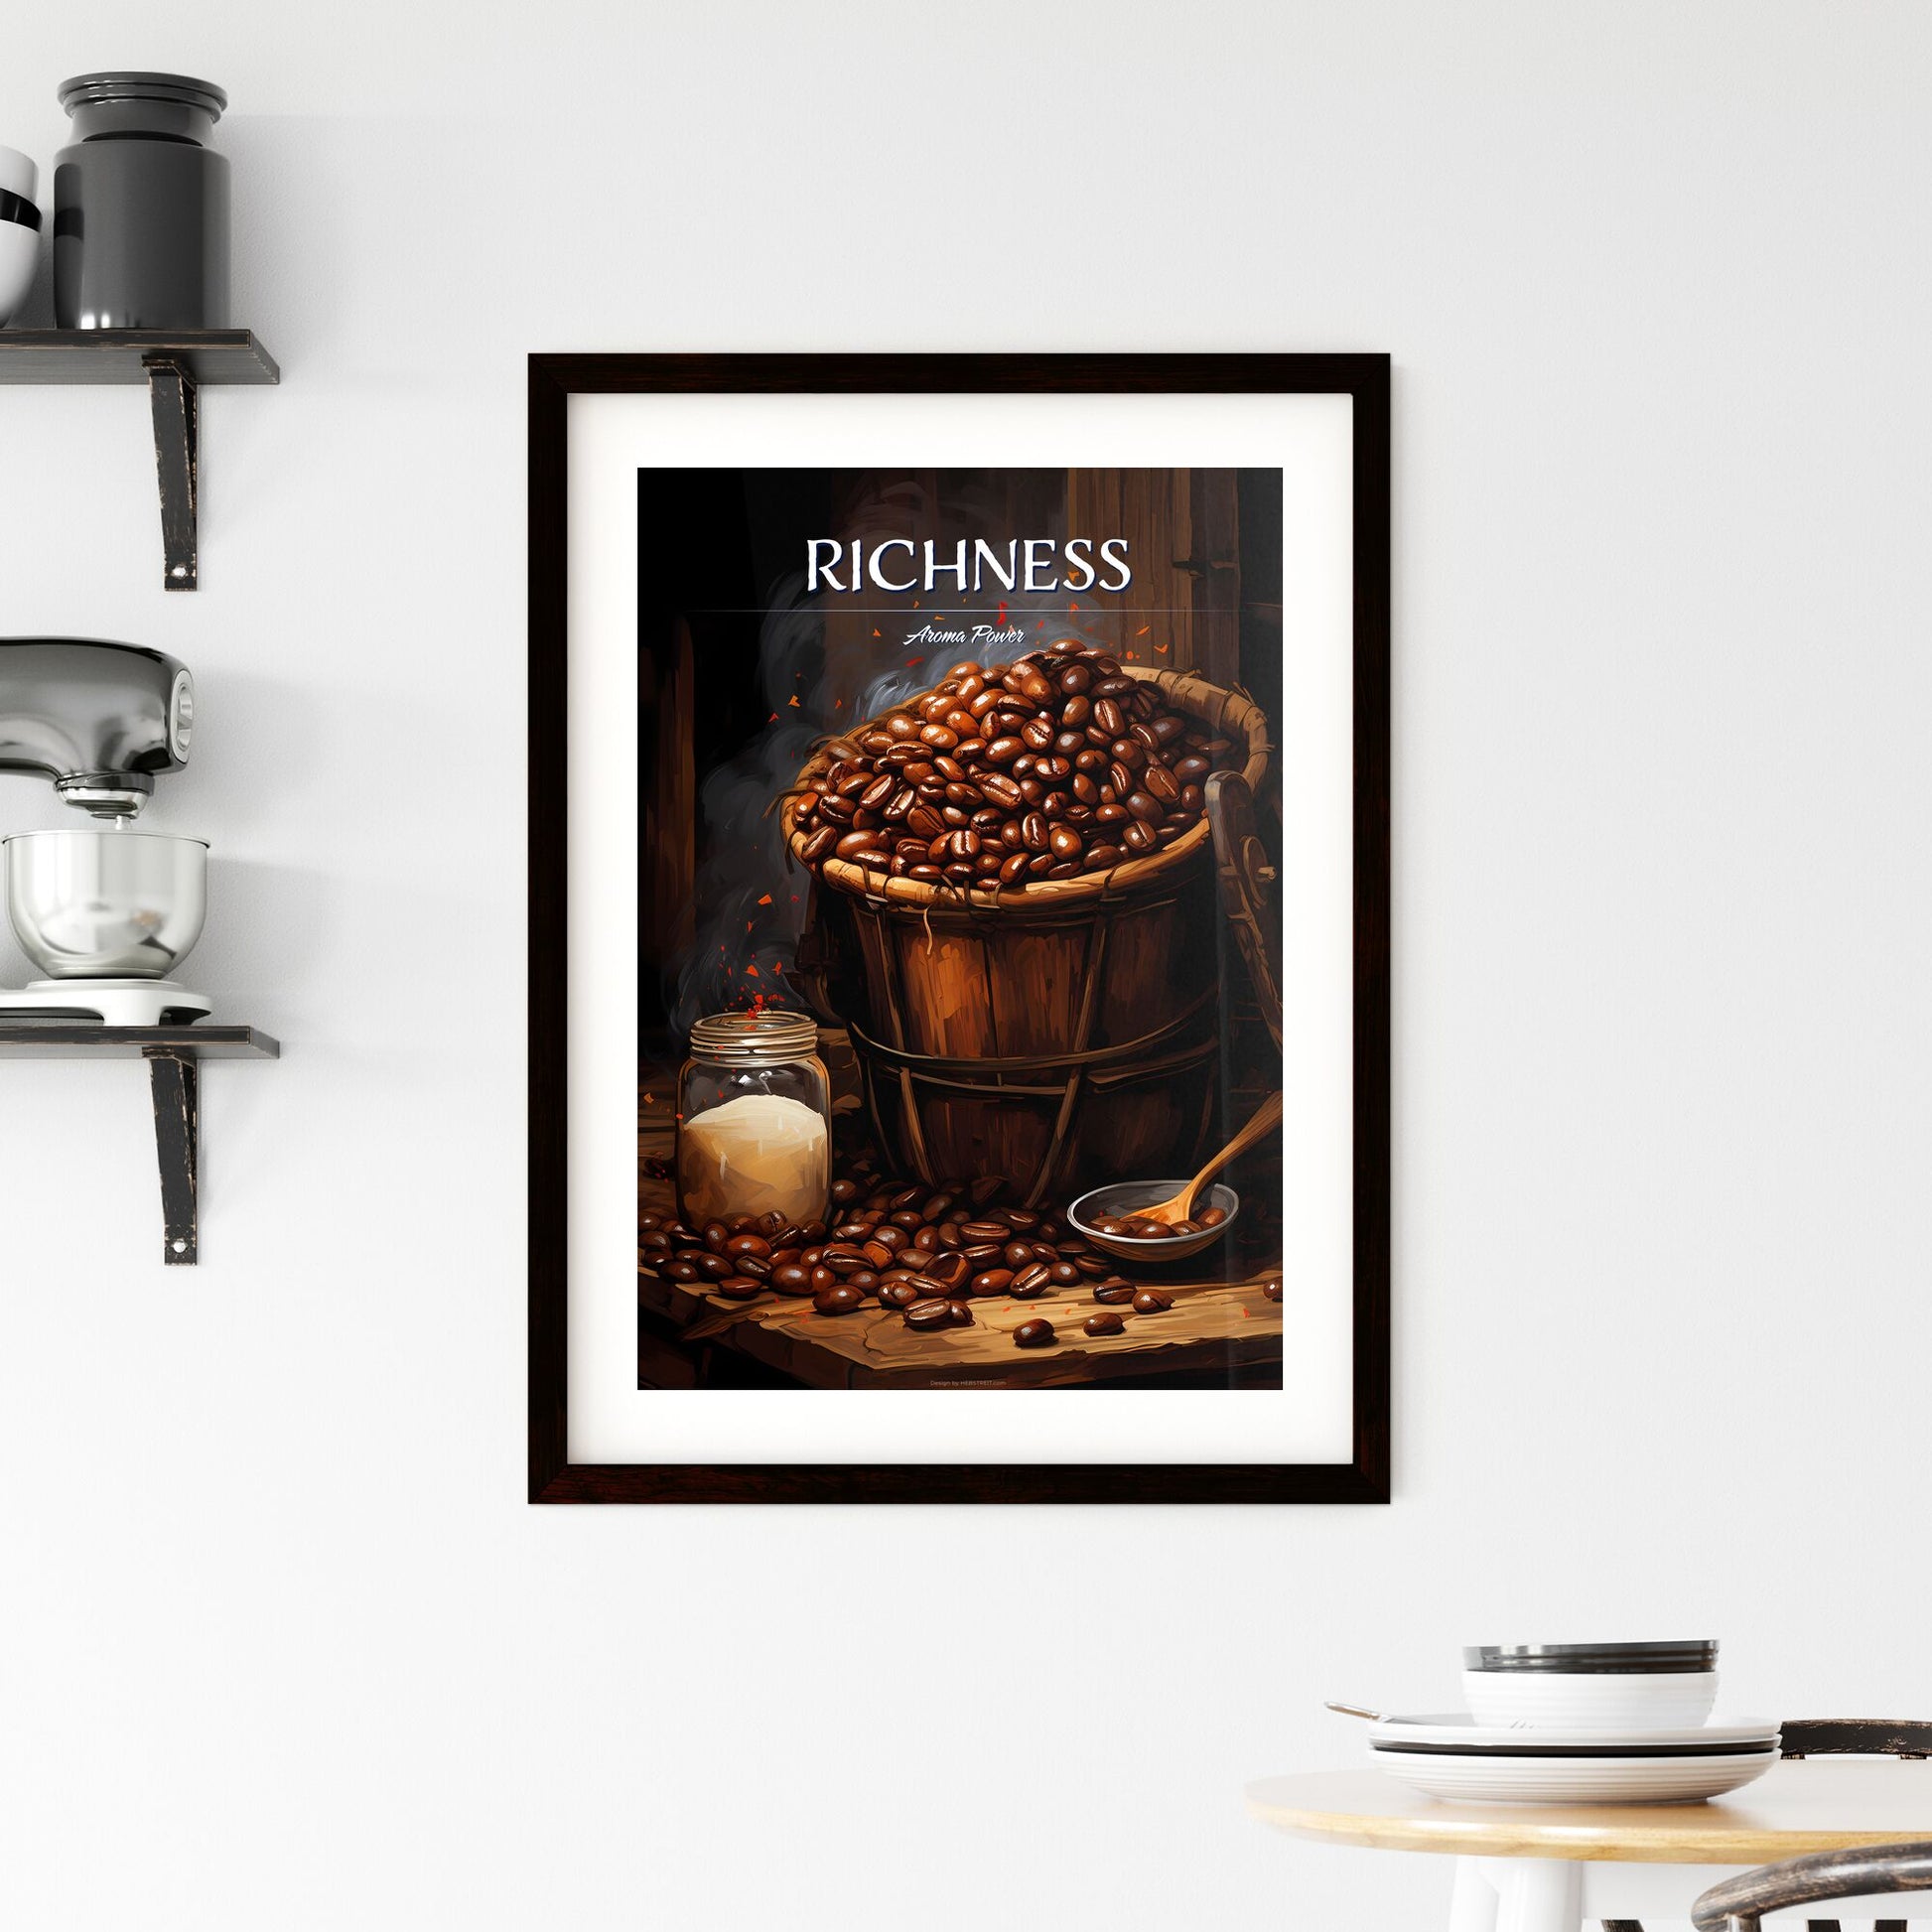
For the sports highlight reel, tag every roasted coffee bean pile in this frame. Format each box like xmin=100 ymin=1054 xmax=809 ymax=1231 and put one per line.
xmin=789 ymin=638 xmax=1231 ymax=889
xmin=1088 ymin=1204 xmax=1230 ymax=1240
xmin=639 ymin=1170 xmax=1178 ymax=1348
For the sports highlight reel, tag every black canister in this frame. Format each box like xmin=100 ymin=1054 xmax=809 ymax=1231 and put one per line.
xmin=54 ymin=71 xmax=230 ymax=330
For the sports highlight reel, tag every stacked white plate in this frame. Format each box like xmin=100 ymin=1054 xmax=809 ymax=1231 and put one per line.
xmin=1367 ymin=1713 xmax=1782 ymax=1805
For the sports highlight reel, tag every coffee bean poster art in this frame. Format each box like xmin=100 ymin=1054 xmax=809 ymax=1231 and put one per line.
xmin=638 ymin=469 xmax=1291 ymax=1391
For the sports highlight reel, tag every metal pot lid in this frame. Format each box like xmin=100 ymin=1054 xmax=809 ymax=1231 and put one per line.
xmin=58 ymin=71 xmax=227 ymax=119
xmin=1463 ymin=1640 xmax=1720 ymax=1674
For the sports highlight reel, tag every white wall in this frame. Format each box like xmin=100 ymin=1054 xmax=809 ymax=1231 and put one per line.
xmin=3 ymin=5 xmax=1928 ymax=1927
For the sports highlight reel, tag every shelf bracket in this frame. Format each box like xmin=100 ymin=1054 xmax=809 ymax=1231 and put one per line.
xmin=145 ymin=355 xmax=200 ymax=592
xmin=144 ymin=1046 xmax=201 ymax=1265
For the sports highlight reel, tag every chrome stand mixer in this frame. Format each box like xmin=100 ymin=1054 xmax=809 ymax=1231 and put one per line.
xmin=0 ymin=638 xmax=210 ymax=1026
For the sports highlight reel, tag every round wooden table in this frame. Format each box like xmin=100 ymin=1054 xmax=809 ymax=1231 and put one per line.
xmin=1246 ymin=1764 xmax=1932 ymax=1929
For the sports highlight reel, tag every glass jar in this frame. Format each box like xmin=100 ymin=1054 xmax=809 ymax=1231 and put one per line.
xmin=676 ymin=1010 xmax=831 ymax=1231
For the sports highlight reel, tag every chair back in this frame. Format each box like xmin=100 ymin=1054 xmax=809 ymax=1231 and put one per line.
xmin=1691 ymin=1840 xmax=1932 ymax=1929
xmin=1780 ymin=1719 xmax=1932 ymax=1760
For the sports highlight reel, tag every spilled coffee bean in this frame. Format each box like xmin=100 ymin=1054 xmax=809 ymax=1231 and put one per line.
xmin=1014 ymin=1318 xmax=1056 ymax=1349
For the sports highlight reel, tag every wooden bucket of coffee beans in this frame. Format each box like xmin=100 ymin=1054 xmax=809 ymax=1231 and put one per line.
xmin=781 ymin=641 xmax=1271 ymax=1208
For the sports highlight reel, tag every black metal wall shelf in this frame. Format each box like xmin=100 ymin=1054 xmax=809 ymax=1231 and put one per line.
xmin=0 ymin=1024 xmax=280 ymax=1265
xmin=0 ymin=329 xmax=280 ymax=591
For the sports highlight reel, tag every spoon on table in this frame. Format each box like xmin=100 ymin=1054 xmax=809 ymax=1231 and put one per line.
xmin=1133 ymin=1090 xmax=1285 ymax=1228
xmin=1324 ymin=1702 xmax=1395 ymax=1723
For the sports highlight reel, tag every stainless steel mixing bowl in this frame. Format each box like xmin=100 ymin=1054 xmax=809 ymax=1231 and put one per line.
xmin=4 ymin=828 xmax=207 ymax=978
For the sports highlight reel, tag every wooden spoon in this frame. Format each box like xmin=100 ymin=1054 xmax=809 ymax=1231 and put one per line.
xmin=1134 ymin=1090 xmax=1285 ymax=1228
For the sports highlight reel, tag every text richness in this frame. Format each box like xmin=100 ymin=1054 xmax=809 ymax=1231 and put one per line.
xmin=806 ymin=537 xmax=1132 ymax=597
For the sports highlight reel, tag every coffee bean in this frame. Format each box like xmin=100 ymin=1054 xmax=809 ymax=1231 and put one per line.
xmin=1132 ymin=1289 xmax=1174 ymax=1313
xmin=920 ymin=1251 xmax=971 ymax=1291
xmin=880 ymin=1281 xmax=923 ymax=1310
xmin=947 ymin=1300 xmax=975 ymax=1326
xmin=1084 ymin=1311 xmax=1126 ymax=1337
xmin=663 ymin=1259 xmax=701 ymax=1283
xmin=1092 ymin=1279 xmax=1135 ymax=1305
xmin=1196 ymin=1206 xmax=1226 ymax=1227
xmin=903 ymin=1298 xmax=954 ymax=1331
xmin=1011 ymin=1262 xmax=1052 ymax=1298
xmin=814 ymin=1285 xmax=866 ymax=1314
xmin=718 ymin=1277 xmax=763 ymax=1301
xmin=1003 ymin=1240 xmax=1036 ymax=1270
xmin=725 ymin=1233 xmax=771 ymax=1261
xmin=1014 ymin=1318 xmax=1056 ymax=1349
xmin=770 ymin=1263 xmax=812 ymax=1293
xmin=1262 ymin=1280 xmax=1283 ymax=1303
xmin=970 ymin=1268 xmax=1016 ymax=1297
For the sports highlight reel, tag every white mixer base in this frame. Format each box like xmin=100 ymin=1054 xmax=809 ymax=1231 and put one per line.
xmin=0 ymin=980 xmax=212 ymax=1026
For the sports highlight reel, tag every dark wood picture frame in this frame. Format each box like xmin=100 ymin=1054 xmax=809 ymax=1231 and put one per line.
xmin=529 ymin=352 xmax=1390 ymax=1504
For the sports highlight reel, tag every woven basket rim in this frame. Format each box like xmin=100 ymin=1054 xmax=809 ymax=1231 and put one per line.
xmin=782 ymin=665 xmax=1270 ymax=915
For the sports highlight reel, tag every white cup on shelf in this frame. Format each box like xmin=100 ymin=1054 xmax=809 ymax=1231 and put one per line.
xmin=0 ymin=145 xmax=36 ymax=203
xmin=0 ymin=148 xmax=41 ymax=330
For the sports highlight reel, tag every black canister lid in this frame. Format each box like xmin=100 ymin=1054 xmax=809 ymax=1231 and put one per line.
xmin=59 ymin=71 xmax=227 ymax=118
xmin=1463 ymin=1639 xmax=1719 ymax=1674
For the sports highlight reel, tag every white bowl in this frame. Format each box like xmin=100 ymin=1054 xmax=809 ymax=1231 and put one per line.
xmin=1461 ymin=1669 xmax=1720 ymax=1730
xmin=0 ymin=218 xmax=39 ymax=327
xmin=0 ymin=144 xmax=36 ymax=204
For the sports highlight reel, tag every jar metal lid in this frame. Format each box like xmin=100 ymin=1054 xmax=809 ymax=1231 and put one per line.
xmin=1463 ymin=1640 xmax=1719 ymax=1675
xmin=689 ymin=1009 xmax=818 ymax=1059
xmin=59 ymin=71 xmax=228 ymax=119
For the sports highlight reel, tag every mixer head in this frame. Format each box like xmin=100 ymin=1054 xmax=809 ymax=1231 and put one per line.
xmin=0 ymin=637 xmax=194 ymax=821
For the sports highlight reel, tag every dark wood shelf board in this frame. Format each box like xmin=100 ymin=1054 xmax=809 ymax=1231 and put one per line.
xmin=0 ymin=329 xmax=280 ymax=385
xmin=0 ymin=1024 xmax=279 ymax=1060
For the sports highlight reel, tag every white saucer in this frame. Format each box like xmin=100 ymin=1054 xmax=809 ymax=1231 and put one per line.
xmin=1366 ymin=1713 xmax=1780 ymax=1756
xmin=1370 ymin=1748 xmax=1776 ymax=1806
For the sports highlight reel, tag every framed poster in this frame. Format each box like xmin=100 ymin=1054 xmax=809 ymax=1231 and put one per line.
xmin=529 ymin=352 xmax=1389 ymax=1503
